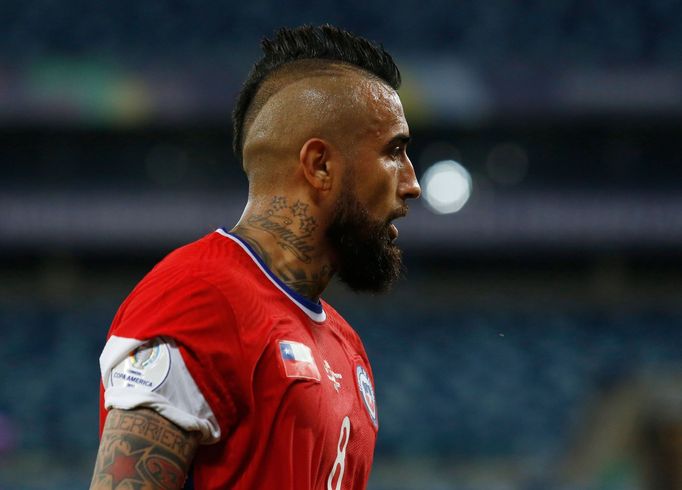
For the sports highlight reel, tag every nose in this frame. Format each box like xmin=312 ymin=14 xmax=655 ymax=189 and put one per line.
xmin=399 ymin=156 xmax=421 ymax=200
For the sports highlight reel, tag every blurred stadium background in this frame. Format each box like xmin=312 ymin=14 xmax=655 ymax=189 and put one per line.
xmin=2 ymin=1 xmax=682 ymax=489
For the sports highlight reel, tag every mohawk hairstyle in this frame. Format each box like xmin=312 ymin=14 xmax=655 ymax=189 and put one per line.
xmin=232 ymin=24 xmax=401 ymax=161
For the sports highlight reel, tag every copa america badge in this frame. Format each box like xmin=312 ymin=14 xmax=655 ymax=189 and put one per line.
xmin=356 ymin=365 xmax=378 ymax=428
xmin=110 ymin=338 xmax=171 ymax=391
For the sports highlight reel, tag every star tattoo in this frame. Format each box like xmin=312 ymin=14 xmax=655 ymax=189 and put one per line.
xmin=290 ymin=200 xmax=308 ymax=218
xmin=101 ymin=446 xmax=146 ymax=489
xmin=299 ymin=216 xmax=317 ymax=235
xmin=270 ymin=196 xmax=287 ymax=211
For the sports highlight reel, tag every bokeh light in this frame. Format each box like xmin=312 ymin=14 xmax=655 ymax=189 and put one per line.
xmin=422 ymin=160 xmax=472 ymax=214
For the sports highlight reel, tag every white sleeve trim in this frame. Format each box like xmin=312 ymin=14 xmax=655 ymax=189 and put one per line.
xmin=100 ymin=335 xmax=221 ymax=444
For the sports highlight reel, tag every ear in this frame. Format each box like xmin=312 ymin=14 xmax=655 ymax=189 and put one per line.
xmin=299 ymin=138 xmax=335 ymax=191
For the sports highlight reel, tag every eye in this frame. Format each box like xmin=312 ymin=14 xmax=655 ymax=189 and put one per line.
xmin=390 ymin=146 xmax=403 ymax=159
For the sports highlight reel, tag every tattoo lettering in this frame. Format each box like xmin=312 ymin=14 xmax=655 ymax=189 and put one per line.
xmin=90 ymin=409 xmax=199 ymax=490
xmin=245 ymin=196 xmax=318 ymax=263
xmin=103 ymin=410 xmax=195 ymax=459
xmin=235 ymin=230 xmax=275 ymax=266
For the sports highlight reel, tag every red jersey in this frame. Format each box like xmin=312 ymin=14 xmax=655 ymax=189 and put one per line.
xmin=99 ymin=229 xmax=378 ymax=489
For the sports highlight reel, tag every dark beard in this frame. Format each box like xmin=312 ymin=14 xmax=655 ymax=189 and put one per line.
xmin=326 ymin=189 xmax=403 ymax=293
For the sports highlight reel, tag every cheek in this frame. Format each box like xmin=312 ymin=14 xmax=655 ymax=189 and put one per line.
xmin=359 ymin=162 xmax=398 ymax=215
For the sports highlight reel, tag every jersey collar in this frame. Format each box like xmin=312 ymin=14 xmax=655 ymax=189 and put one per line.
xmin=216 ymin=229 xmax=326 ymax=323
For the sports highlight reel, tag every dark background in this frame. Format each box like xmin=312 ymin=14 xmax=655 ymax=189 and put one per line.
xmin=1 ymin=1 xmax=682 ymax=489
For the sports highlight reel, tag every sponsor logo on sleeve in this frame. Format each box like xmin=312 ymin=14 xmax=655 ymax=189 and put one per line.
xmin=356 ymin=364 xmax=378 ymax=428
xmin=278 ymin=340 xmax=321 ymax=381
xmin=110 ymin=338 xmax=171 ymax=391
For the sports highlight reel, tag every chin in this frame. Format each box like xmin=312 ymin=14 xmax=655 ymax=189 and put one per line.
xmin=336 ymin=238 xmax=403 ymax=293
xmin=326 ymin=185 xmax=404 ymax=293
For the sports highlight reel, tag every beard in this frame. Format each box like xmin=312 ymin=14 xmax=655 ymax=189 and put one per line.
xmin=325 ymin=188 xmax=403 ymax=293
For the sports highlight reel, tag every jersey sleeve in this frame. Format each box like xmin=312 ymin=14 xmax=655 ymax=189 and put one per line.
xmin=101 ymin=267 xmax=245 ymax=442
xmin=100 ymin=336 xmax=220 ymax=443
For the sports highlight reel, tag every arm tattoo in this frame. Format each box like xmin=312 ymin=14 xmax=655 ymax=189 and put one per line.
xmin=90 ymin=408 xmax=200 ymax=490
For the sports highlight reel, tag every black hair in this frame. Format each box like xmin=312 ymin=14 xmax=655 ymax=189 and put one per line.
xmin=232 ymin=24 xmax=401 ymax=160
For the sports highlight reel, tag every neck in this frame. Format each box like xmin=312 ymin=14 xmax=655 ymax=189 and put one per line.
xmin=230 ymin=195 xmax=335 ymax=300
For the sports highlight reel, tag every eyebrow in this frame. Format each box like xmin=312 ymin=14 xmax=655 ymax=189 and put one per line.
xmin=387 ymin=134 xmax=411 ymax=146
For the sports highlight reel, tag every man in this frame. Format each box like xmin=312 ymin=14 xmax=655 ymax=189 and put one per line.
xmin=90 ymin=24 xmax=420 ymax=490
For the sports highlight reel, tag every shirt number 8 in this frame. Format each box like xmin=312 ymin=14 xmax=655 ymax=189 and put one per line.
xmin=327 ymin=416 xmax=351 ymax=490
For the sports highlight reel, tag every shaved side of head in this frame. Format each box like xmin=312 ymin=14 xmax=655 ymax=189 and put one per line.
xmin=241 ymin=61 xmax=387 ymax=188
xmin=232 ymin=25 xmax=402 ymax=174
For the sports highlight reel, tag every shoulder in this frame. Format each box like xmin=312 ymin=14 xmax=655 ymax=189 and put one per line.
xmin=111 ymin=231 xmax=250 ymax=340
xmin=127 ymin=230 xmax=253 ymax=304
xmin=156 ymin=229 xmax=246 ymax=281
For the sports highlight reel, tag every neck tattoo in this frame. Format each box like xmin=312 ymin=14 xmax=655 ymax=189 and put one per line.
xmin=234 ymin=196 xmax=331 ymax=299
xmin=246 ymin=196 xmax=317 ymax=263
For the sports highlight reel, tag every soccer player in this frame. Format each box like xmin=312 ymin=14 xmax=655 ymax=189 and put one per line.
xmin=90 ymin=24 xmax=420 ymax=490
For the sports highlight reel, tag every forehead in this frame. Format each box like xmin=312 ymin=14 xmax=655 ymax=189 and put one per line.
xmin=356 ymin=80 xmax=408 ymax=139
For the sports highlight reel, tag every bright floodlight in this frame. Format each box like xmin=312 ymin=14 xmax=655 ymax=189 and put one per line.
xmin=422 ymin=160 xmax=472 ymax=214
